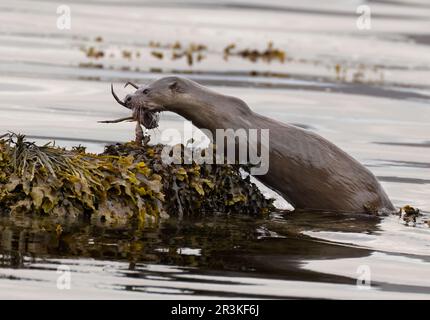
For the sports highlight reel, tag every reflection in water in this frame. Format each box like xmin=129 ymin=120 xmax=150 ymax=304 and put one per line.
xmin=0 ymin=211 xmax=377 ymax=291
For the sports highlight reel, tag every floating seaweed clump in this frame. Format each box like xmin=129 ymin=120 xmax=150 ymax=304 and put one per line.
xmin=224 ymin=42 xmax=286 ymax=63
xmin=81 ymin=46 xmax=105 ymax=59
xmin=398 ymin=205 xmax=421 ymax=226
xmin=0 ymin=134 xmax=273 ymax=224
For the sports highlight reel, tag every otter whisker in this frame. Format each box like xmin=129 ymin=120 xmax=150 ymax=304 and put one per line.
xmin=124 ymin=81 xmax=139 ymax=89
xmin=111 ymin=84 xmax=130 ymax=109
xmin=98 ymin=116 xmax=134 ymax=124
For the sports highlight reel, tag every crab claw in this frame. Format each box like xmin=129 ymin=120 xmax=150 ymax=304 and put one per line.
xmin=111 ymin=83 xmax=130 ymax=109
xmin=124 ymin=81 xmax=139 ymax=89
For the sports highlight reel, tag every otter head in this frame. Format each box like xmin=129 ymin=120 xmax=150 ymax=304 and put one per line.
xmin=113 ymin=76 xmax=187 ymax=112
xmin=111 ymin=76 xmax=229 ymax=129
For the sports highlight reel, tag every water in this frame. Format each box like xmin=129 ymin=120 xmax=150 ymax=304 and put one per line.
xmin=0 ymin=0 xmax=429 ymax=299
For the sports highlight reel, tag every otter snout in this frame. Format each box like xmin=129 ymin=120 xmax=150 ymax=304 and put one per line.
xmin=124 ymin=94 xmax=134 ymax=108
xmin=124 ymin=93 xmax=146 ymax=110
xmin=123 ymin=92 xmax=160 ymax=111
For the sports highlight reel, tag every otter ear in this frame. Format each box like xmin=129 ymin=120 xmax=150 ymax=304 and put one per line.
xmin=168 ymin=80 xmax=183 ymax=93
xmin=169 ymin=81 xmax=178 ymax=91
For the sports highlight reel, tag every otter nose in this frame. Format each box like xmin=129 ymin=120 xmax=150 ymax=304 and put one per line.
xmin=124 ymin=94 xmax=132 ymax=105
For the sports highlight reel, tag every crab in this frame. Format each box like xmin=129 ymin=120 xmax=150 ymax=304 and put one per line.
xmin=99 ymin=82 xmax=160 ymax=145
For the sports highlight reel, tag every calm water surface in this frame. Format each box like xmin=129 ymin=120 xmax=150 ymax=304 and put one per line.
xmin=0 ymin=0 xmax=429 ymax=299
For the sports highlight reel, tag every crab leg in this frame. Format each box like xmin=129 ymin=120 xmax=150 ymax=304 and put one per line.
xmin=111 ymin=84 xmax=130 ymax=109
xmin=135 ymin=122 xmax=144 ymax=145
xmin=98 ymin=116 xmax=134 ymax=123
xmin=124 ymin=81 xmax=139 ymax=89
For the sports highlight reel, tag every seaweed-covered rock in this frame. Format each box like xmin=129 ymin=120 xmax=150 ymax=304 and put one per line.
xmin=0 ymin=134 xmax=273 ymax=223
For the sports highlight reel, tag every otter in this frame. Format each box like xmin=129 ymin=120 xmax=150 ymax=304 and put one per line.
xmin=110 ymin=76 xmax=395 ymax=214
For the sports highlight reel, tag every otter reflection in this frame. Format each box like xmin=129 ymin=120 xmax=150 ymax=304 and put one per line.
xmin=0 ymin=212 xmax=379 ymax=283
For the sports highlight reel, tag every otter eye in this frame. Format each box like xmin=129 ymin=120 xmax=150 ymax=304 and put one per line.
xmin=142 ymin=89 xmax=149 ymax=95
